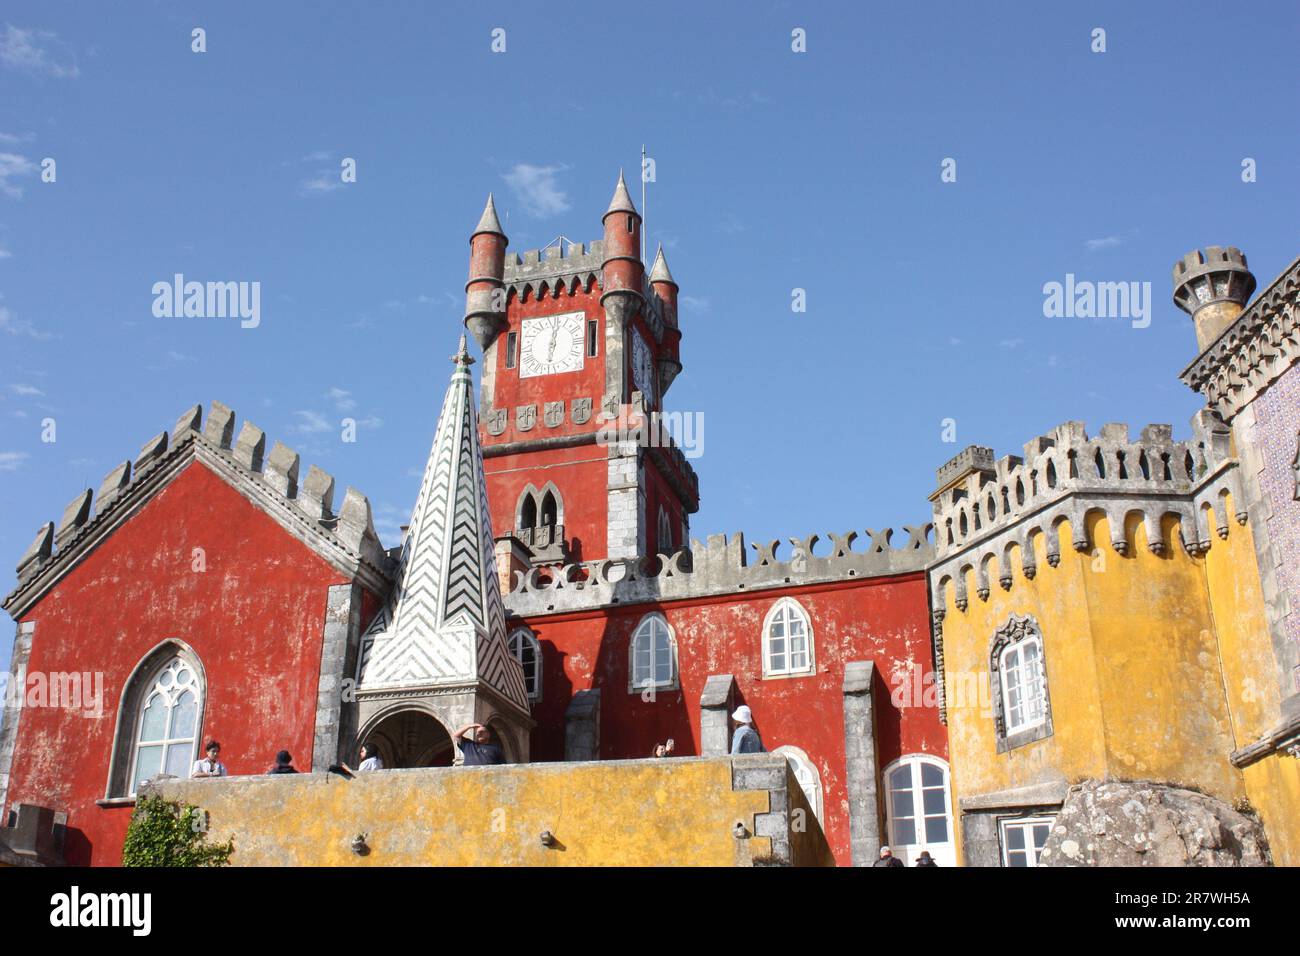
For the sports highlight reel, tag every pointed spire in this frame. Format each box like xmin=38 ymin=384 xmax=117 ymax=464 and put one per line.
xmin=355 ymin=335 xmax=528 ymax=715
xmin=473 ymin=193 xmax=506 ymax=238
xmin=649 ymin=244 xmax=676 ymax=285
xmin=605 ymin=169 xmax=638 ymax=217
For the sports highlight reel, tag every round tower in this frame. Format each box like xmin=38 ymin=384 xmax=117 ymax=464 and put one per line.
xmin=650 ymin=244 xmax=683 ymax=395
xmin=464 ymin=193 xmax=508 ymax=351
xmin=1172 ymin=246 xmax=1256 ymax=353
xmin=600 ymin=170 xmax=645 ymax=320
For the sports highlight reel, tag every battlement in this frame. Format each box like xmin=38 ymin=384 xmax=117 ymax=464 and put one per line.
xmin=504 ymin=240 xmax=607 ymax=283
xmin=502 ymin=524 xmax=933 ymax=617
xmin=930 ymin=416 xmax=1239 ymax=560
xmin=934 ymin=445 xmax=994 ymax=493
xmin=4 ymin=402 xmax=391 ymax=617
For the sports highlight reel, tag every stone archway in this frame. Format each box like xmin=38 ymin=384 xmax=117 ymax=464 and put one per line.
xmin=362 ymin=709 xmax=455 ymax=769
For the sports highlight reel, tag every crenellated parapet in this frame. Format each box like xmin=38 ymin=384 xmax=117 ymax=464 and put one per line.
xmin=1179 ymin=254 xmax=1300 ymax=421
xmin=927 ymin=412 xmax=1249 ymax=614
xmin=502 ymin=524 xmax=934 ymax=617
xmin=4 ymin=402 xmax=393 ymax=618
xmin=501 ymin=240 xmax=670 ymax=344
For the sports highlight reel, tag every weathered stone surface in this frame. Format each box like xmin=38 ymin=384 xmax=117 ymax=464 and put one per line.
xmin=1040 ymin=780 xmax=1271 ymax=867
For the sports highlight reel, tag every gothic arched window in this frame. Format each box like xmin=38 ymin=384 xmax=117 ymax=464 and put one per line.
xmin=628 ymin=613 xmax=678 ymax=693
xmin=105 ymin=641 xmax=206 ymax=799
xmin=762 ymin=597 xmax=814 ymax=678
xmin=508 ymin=629 xmax=542 ymax=701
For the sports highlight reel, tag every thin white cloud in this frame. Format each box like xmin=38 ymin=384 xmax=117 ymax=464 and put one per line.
xmin=0 ymin=248 xmax=12 ymax=259
xmin=299 ymin=172 xmax=343 ymax=195
xmin=503 ymin=163 xmax=571 ymax=218
xmin=293 ymin=410 xmax=332 ymax=434
xmin=327 ymin=387 xmax=355 ymax=412
xmin=679 ymin=294 xmax=710 ymax=314
xmin=0 ymin=303 xmax=53 ymax=339
xmin=998 ymin=338 xmax=1023 ymax=349
xmin=8 ymin=383 xmax=43 ymax=396
xmin=0 ymin=152 xmax=37 ymax=199
xmin=0 ymin=450 xmax=29 ymax=472
xmin=0 ymin=25 xmax=80 ymax=79
xmin=1085 ymin=235 xmax=1124 ymax=252
xmin=0 ymin=131 xmax=34 ymax=145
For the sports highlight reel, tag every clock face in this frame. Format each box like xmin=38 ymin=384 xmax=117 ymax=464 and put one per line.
xmin=519 ymin=312 xmax=585 ymax=378
xmin=631 ymin=330 xmax=657 ymax=405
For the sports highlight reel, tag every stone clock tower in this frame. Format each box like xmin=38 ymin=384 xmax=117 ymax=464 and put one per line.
xmin=463 ymin=173 xmax=699 ymax=568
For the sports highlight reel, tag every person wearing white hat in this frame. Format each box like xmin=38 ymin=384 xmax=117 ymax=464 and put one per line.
xmin=730 ymin=704 xmax=766 ymax=754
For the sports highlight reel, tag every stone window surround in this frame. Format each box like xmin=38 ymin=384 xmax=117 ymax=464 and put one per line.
xmin=989 ymin=614 xmax=1054 ymax=753
xmin=998 ymin=812 xmax=1059 ymax=867
xmin=760 ymin=596 xmax=816 ymax=680
xmin=104 ymin=638 xmax=208 ymax=801
xmin=627 ymin=612 xmax=680 ymax=694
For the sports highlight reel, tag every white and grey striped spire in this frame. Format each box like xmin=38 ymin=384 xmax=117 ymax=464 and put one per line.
xmin=357 ymin=335 xmax=528 ymax=713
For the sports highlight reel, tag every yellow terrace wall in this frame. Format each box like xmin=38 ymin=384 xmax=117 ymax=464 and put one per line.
xmin=154 ymin=754 xmax=834 ymax=867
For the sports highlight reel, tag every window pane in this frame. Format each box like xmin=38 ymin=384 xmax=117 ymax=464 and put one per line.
xmin=139 ymin=695 xmax=166 ymax=742
xmin=893 ymin=819 xmax=916 ymax=845
xmin=1032 ymin=824 xmax=1052 ymax=848
xmin=889 ymin=765 xmax=912 ymax=790
xmin=925 ymin=816 xmax=948 ymax=843
xmin=920 ymin=762 xmax=943 ymax=787
xmin=789 ymin=617 xmax=805 ymax=637
xmin=1006 ymin=826 xmax=1025 ymax=850
xmin=165 ymin=743 xmax=191 ymax=778
xmin=771 ymin=620 xmax=785 ymax=639
xmin=135 ymin=745 xmax=162 ymax=787
xmin=1007 ymin=849 xmax=1028 ymax=867
xmin=891 ymin=790 xmax=914 ymax=817
xmin=655 ymin=659 xmax=670 ymax=684
xmin=790 ymin=647 xmax=807 ymax=671
xmin=171 ymin=690 xmax=197 ymax=739
xmin=923 ymin=788 xmax=946 ymax=815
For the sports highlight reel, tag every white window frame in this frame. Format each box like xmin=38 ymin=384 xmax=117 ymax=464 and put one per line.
xmin=127 ymin=656 xmax=203 ymax=796
xmin=882 ymin=754 xmax=956 ymax=867
xmin=507 ymin=628 xmax=542 ymax=702
xmin=999 ymin=635 xmax=1046 ymax=735
xmin=761 ymin=597 xmax=815 ymax=679
xmin=999 ymin=814 xmax=1056 ymax=867
xmin=628 ymin=613 xmax=679 ymax=693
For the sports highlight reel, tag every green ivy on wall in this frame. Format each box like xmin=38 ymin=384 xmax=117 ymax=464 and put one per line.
xmin=122 ymin=794 xmax=233 ymax=867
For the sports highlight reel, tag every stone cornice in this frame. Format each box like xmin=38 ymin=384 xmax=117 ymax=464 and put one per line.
xmin=3 ymin=406 xmax=394 ymax=619
xmin=1179 ymin=255 xmax=1300 ymax=421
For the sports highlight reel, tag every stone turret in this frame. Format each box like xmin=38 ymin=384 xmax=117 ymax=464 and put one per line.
xmin=464 ymin=194 xmax=509 ymax=350
xmin=650 ymin=244 xmax=683 ymax=395
xmin=1172 ymin=246 xmax=1257 ymax=353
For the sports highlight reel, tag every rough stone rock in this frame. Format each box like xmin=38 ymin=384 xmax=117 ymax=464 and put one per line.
xmin=1040 ymin=780 xmax=1270 ymax=867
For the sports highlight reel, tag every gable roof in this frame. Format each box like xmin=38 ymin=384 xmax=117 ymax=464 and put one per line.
xmin=3 ymin=401 xmax=393 ymax=619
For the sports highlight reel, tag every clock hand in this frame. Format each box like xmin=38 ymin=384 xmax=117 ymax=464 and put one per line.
xmin=547 ymin=331 xmax=557 ymax=362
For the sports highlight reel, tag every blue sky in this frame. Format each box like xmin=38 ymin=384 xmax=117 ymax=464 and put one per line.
xmin=1 ymin=1 xmax=1296 ymax=675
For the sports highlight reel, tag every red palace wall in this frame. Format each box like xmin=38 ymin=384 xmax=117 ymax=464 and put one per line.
xmin=4 ymin=462 xmax=356 ymax=866
xmin=516 ymin=571 xmax=943 ymax=866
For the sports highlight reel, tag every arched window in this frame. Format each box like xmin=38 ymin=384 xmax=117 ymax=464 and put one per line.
xmin=628 ymin=613 xmax=678 ymax=692
xmin=989 ymin=614 xmax=1053 ymax=751
xmin=507 ymin=629 xmax=542 ymax=701
xmin=656 ymin=506 xmax=673 ymax=553
xmin=519 ymin=492 xmax=537 ymax=531
xmin=540 ymin=490 xmax=558 ymax=527
xmin=105 ymin=641 xmax=207 ymax=799
xmin=883 ymin=755 xmax=955 ymax=867
xmin=772 ymin=745 xmax=823 ymax=824
xmin=762 ymin=598 xmax=814 ymax=678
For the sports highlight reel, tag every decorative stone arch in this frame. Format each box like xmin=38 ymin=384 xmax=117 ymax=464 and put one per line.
xmin=515 ymin=481 xmax=564 ymax=531
xmin=771 ymin=744 xmax=823 ymax=824
xmin=355 ymin=700 xmax=455 ymax=769
xmin=988 ymin=614 xmax=1053 ymax=753
xmin=104 ymin=638 xmax=208 ymax=800
xmin=483 ymin=713 xmax=524 ymax=763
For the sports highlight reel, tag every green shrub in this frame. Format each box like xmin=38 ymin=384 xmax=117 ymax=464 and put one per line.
xmin=122 ymin=794 xmax=233 ymax=867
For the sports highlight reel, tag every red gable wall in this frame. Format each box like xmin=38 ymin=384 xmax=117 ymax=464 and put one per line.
xmin=5 ymin=461 xmax=356 ymax=865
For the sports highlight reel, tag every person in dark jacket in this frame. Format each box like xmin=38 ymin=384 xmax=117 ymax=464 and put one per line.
xmin=268 ymin=750 xmax=298 ymax=774
xmin=452 ymin=723 xmax=506 ymax=765
xmin=872 ymin=845 xmax=905 ymax=867
xmin=915 ymin=851 xmax=938 ymax=867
